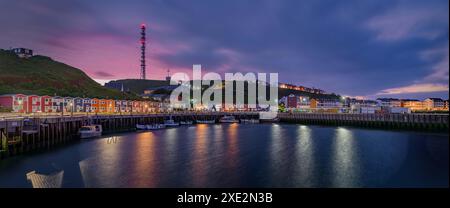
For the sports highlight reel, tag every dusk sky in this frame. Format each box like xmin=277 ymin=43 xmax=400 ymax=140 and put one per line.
xmin=0 ymin=0 xmax=448 ymax=99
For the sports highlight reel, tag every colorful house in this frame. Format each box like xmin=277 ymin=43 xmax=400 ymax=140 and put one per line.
xmin=40 ymin=95 xmax=53 ymax=113
xmin=91 ymin=98 xmax=99 ymax=113
xmin=114 ymin=100 xmax=121 ymax=113
xmin=63 ymin=97 xmax=74 ymax=112
xmin=73 ymin=97 xmax=84 ymax=112
xmin=83 ymin=98 xmax=91 ymax=112
xmin=98 ymin=99 xmax=107 ymax=113
xmin=27 ymin=95 xmax=41 ymax=113
xmin=0 ymin=94 xmax=28 ymax=113
xmin=52 ymin=96 xmax=64 ymax=112
xmin=106 ymin=99 xmax=115 ymax=113
xmin=126 ymin=101 xmax=133 ymax=112
xmin=132 ymin=100 xmax=142 ymax=113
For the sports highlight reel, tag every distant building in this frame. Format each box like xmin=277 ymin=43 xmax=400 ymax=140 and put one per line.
xmin=73 ymin=97 xmax=84 ymax=112
xmin=424 ymin=98 xmax=445 ymax=110
xmin=27 ymin=95 xmax=41 ymax=113
xmin=105 ymin=82 xmax=125 ymax=92
xmin=346 ymin=98 xmax=380 ymax=114
xmin=280 ymin=94 xmax=310 ymax=110
xmin=0 ymin=94 xmax=28 ymax=113
xmin=10 ymin=48 xmax=33 ymax=58
xmin=401 ymin=99 xmax=425 ymax=111
xmin=52 ymin=96 xmax=64 ymax=112
xmin=279 ymin=83 xmax=325 ymax=94
xmin=41 ymin=95 xmax=53 ymax=113
xmin=376 ymin=98 xmax=402 ymax=108
xmin=310 ymin=98 xmax=343 ymax=113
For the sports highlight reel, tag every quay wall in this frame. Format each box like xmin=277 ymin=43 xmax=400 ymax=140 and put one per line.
xmin=278 ymin=112 xmax=449 ymax=131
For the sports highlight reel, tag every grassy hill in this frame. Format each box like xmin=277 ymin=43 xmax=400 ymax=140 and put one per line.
xmin=0 ymin=49 xmax=139 ymax=100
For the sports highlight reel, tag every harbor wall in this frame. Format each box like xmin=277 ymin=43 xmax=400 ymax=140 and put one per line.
xmin=278 ymin=112 xmax=449 ymax=131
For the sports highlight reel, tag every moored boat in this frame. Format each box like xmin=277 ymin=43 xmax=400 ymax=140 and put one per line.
xmin=259 ymin=112 xmax=280 ymax=123
xmin=146 ymin=124 xmax=166 ymax=130
xmin=240 ymin=119 xmax=260 ymax=124
xmin=196 ymin=120 xmax=216 ymax=124
xmin=78 ymin=125 xmax=102 ymax=139
xmin=164 ymin=119 xmax=180 ymax=127
xmin=136 ymin=124 xmax=148 ymax=130
xmin=219 ymin=116 xmax=239 ymax=123
xmin=180 ymin=120 xmax=194 ymax=125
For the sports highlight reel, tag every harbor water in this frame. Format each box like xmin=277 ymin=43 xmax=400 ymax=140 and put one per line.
xmin=0 ymin=123 xmax=448 ymax=188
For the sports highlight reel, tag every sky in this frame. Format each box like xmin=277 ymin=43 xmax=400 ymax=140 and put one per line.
xmin=0 ymin=0 xmax=448 ymax=99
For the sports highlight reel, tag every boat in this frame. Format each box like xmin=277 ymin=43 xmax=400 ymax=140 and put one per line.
xmin=136 ymin=124 xmax=166 ymax=130
xmin=78 ymin=125 xmax=102 ymax=139
xmin=146 ymin=124 xmax=166 ymax=130
xmin=136 ymin=124 xmax=148 ymax=130
xmin=259 ymin=112 xmax=280 ymax=123
xmin=164 ymin=119 xmax=180 ymax=127
xmin=219 ymin=116 xmax=239 ymax=123
xmin=240 ymin=119 xmax=260 ymax=124
xmin=180 ymin=120 xmax=194 ymax=125
xmin=196 ymin=120 xmax=216 ymax=124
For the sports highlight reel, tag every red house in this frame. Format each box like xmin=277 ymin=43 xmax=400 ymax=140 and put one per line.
xmin=27 ymin=95 xmax=41 ymax=113
xmin=0 ymin=94 xmax=28 ymax=113
xmin=41 ymin=95 xmax=53 ymax=113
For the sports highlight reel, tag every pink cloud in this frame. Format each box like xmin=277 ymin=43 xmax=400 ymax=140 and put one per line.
xmin=376 ymin=83 xmax=449 ymax=95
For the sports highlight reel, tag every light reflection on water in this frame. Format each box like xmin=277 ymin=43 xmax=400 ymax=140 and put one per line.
xmin=294 ymin=125 xmax=315 ymax=187
xmin=0 ymin=124 xmax=448 ymax=188
xmin=331 ymin=127 xmax=360 ymax=187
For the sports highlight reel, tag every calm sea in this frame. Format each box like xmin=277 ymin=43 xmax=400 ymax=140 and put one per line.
xmin=0 ymin=123 xmax=448 ymax=188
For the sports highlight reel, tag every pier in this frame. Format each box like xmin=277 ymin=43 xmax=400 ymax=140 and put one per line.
xmin=278 ymin=112 xmax=449 ymax=131
xmin=0 ymin=112 xmax=448 ymax=160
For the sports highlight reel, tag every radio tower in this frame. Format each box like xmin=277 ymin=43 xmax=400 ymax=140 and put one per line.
xmin=140 ymin=23 xmax=146 ymax=80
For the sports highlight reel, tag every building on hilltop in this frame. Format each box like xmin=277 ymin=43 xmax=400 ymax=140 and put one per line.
xmin=9 ymin=48 xmax=33 ymax=58
xmin=105 ymin=82 xmax=125 ymax=92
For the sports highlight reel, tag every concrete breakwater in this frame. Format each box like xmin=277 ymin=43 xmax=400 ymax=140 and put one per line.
xmin=0 ymin=112 xmax=448 ymax=159
xmin=278 ymin=112 xmax=449 ymax=131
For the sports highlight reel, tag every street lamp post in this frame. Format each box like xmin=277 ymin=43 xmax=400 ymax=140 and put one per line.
xmin=70 ymin=102 xmax=74 ymax=117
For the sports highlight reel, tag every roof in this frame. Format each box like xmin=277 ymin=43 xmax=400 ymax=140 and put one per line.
xmin=376 ymin=98 xmax=400 ymax=101
xmin=426 ymin=98 xmax=444 ymax=101
xmin=401 ymin=99 xmax=420 ymax=101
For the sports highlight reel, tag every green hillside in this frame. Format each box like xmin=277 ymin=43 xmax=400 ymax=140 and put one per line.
xmin=0 ymin=49 xmax=139 ymax=100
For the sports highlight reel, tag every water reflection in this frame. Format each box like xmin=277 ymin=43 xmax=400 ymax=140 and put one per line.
xmin=164 ymin=128 xmax=178 ymax=166
xmin=331 ymin=127 xmax=360 ymax=187
xmin=130 ymin=132 xmax=157 ymax=187
xmin=79 ymin=135 xmax=122 ymax=187
xmin=226 ymin=124 xmax=239 ymax=169
xmin=269 ymin=124 xmax=286 ymax=186
xmin=294 ymin=125 xmax=315 ymax=187
xmin=1 ymin=124 xmax=447 ymax=188
xmin=191 ymin=124 xmax=209 ymax=186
